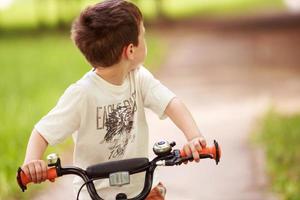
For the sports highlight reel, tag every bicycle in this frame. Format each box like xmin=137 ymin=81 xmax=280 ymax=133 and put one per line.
xmin=17 ymin=140 xmax=221 ymax=200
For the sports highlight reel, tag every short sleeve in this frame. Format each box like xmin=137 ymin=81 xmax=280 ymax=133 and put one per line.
xmin=35 ymin=84 xmax=86 ymax=146
xmin=139 ymin=66 xmax=176 ymax=119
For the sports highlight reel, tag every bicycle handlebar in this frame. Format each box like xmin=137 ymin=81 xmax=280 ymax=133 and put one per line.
xmin=17 ymin=140 xmax=221 ymax=200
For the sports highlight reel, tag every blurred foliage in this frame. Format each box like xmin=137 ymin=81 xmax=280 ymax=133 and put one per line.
xmin=255 ymin=110 xmax=300 ymax=200
xmin=0 ymin=0 xmax=285 ymax=31
xmin=0 ymin=31 xmax=165 ymax=199
xmin=137 ymin=0 xmax=284 ymax=19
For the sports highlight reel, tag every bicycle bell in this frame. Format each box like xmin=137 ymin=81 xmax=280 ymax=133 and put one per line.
xmin=153 ymin=141 xmax=175 ymax=156
xmin=47 ymin=153 xmax=59 ymax=166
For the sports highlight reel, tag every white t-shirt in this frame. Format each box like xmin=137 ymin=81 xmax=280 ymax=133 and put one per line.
xmin=35 ymin=66 xmax=176 ymax=200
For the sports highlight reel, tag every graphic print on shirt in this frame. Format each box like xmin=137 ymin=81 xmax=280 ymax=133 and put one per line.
xmin=97 ymin=92 xmax=137 ymax=159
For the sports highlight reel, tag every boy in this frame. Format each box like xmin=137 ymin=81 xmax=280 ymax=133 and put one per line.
xmin=21 ymin=0 xmax=206 ymax=199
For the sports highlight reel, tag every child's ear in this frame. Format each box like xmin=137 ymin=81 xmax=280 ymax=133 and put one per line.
xmin=124 ymin=44 xmax=135 ymax=60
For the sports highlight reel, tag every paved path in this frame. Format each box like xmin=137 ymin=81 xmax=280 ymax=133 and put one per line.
xmin=148 ymin=27 xmax=300 ymax=200
xmin=33 ymin=27 xmax=300 ymax=200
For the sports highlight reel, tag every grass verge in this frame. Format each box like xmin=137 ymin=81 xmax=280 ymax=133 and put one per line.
xmin=255 ymin=110 xmax=300 ymax=200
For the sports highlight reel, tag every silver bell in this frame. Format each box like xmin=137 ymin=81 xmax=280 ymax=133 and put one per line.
xmin=153 ymin=141 xmax=173 ymax=156
xmin=47 ymin=153 xmax=59 ymax=165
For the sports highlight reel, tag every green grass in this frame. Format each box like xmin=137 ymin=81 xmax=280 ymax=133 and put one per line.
xmin=0 ymin=31 xmax=165 ymax=200
xmin=255 ymin=110 xmax=300 ymax=200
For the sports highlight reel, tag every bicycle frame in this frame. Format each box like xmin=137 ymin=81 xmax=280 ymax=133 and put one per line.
xmin=17 ymin=140 xmax=221 ymax=200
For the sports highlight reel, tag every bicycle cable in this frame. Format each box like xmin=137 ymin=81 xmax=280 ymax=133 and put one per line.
xmin=76 ymin=178 xmax=96 ymax=200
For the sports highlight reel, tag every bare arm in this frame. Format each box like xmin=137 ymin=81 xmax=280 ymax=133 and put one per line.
xmin=165 ymin=97 xmax=206 ymax=162
xmin=24 ymin=129 xmax=48 ymax=162
xmin=22 ymin=129 xmax=49 ymax=183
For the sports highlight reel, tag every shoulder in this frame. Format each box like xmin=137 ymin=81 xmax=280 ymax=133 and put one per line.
xmin=60 ymin=83 xmax=87 ymax=102
xmin=134 ymin=65 xmax=154 ymax=79
xmin=137 ymin=65 xmax=151 ymax=74
xmin=71 ymin=70 xmax=97 ymax=96
xmin=62 ymin=72 xmax=93 ymax=100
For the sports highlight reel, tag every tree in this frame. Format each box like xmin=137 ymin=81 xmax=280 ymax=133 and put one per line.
xmin=155 ymin=0 xmax=166 ymax=19
xmin=34 ymin=0 xmax=49 ymax=29
xmin=55 ymin=0 xmax=83 ymax=29
xmin=132 ymin=0 xmax=167 ymax=20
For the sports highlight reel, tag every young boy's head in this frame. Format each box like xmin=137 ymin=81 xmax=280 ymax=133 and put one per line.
xmin=71 ymin=0 xmax=146 ymax=69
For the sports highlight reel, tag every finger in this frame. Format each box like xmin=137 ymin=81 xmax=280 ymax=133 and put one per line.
xmin=28 ymin=163 xmax=37 ymax=183
xmin=199 ymin=136 xmax=207 ymax=147
xmin=194 ymin=140 xmax=202 ymax=154
xmin=183 ymin=144 xmax=192 ymax=157
xmin=40 ymin=161 xmax=48 ymax=182
xmin=189 ymin=143 xmax=200 ymax=162
xmin=34 ymin=163 xmax=42 ymax=183
xmin=183 ymin=144 xmax=191 ymax=164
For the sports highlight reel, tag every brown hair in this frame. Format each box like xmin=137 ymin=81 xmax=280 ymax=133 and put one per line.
xmin=71 ymin=0 xmax=143 ymax=67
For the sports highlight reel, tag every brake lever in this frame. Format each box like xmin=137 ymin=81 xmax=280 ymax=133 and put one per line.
xmin=163 ymin=150 xmax=194 ymax=166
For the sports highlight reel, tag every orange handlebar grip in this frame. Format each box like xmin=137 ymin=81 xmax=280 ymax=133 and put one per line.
xmin=180 ymin=147 xmax=215 ymax=158
xmin=20 ymin=171 xmax=30 ymax=186
xmin=47 ymin=168 xmax=58 ymax=180
xmin=20 ymin=168 xmax=58 ymax=187
xmin=180 ymin=140 xmax=221 ymax=164
xmin=180 ymin=150 xmax=186 ymax=157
